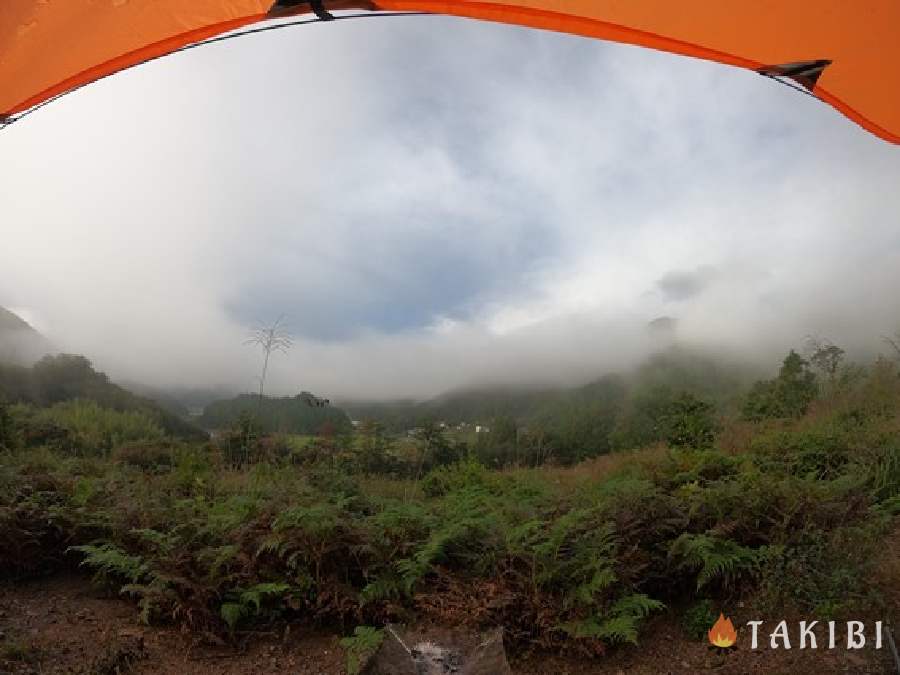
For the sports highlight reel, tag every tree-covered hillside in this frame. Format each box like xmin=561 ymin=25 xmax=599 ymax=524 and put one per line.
xmin=0 ymin=353 xmax=206 ymax=440
xmin=342 ymin=346 xmax=758 ymax=464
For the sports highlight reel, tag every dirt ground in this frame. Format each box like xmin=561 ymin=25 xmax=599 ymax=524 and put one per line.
xmin=0 ymin=575 xmax=896 ymax=675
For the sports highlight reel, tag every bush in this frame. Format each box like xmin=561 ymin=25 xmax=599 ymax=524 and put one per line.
xmin=218 ymin=411 xmax=262 ymax=468
xmin=113 ymin=441 xmax=173 ymax=472
xmin=10 ymin=405 xmax=71 ymax=450
xmin=661 ymin=449 xmax=739 ymax=488
xmin=757 ymin=522 xmax=889 ymax=616
xmin=421 ymin=458 xmax=492 ymax=497
xmin=421 ymin=422 xmax=466 ymax=469
xmin=680 ymin=598 xmax=718 ymax=640
xmin=30 ymin=400 xmax=164 ymax=455
xmin=0 ymin=401 xmax=14 ymax=450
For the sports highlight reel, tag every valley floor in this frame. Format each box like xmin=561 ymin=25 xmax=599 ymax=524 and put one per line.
xmin=1 ymin=575 xmax=894 ymax=675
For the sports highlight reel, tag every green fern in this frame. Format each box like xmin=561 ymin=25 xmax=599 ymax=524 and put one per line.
xmin=608 ymin=593 xmax=665 ymax=619
xmin=339 ymin=626 xmax=384 ymax=675
xmin=560 ymin=593 xmax=664 ymax=645
xmin=70 ymin=543 xmax=149 ymax=584
xmin=219 ymin=582 xmax=291 ymax=631
xmin=531 ymin=511 xmax=619 ymax=608
xmin=360 ymin=573 xmax=404 ymax=605
xmin=219 ymin=602 xmax=247 ymax=632
xmin=669 ymin=533 xmax=765 ymax=589
xmin=869 ymin=446 xmax=900 ymax=502
xmin=198 ymin=544 xmax=239 ymax=580
xmin=256 ymin=532 xmax=288 ymax=558
xmin=204 ymin=495 xmax=260 ymax=536
xmin=130 ymin=528 xmax=178 ymax=556
xmin=396 ymin=517 xmax=483 ymax=592
xmin=71 ymin=476 xmax=98 ymax=507
xmin=121 ymin=574 xmax=176 ymax=625
xmin=240 ymin=582 xmax=290 ymax=612
xmin=273 ymin=499 xmax=351 ymax=536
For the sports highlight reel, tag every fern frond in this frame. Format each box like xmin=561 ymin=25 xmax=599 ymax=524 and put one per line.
xmin=69 ymin=543 xmax=149 ymax=584
xmin=669 ymin=533 xmax=763 ymax=590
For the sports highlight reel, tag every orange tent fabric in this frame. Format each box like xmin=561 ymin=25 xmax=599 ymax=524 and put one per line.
xmin=1 ymin=0 xmax=898 ymax=143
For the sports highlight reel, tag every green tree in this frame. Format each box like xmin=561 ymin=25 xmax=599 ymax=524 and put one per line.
xmin=421 ymin=421 xmax=462 ymax=468
xmin=858 ymin=356 xmax=900 ymax=418
xmin=491 ymin=415 xmax=518 ymax=448
xmin=474 ymin=415 xmax=518 ymax=466
xmin=661 ymin=392 xmax=718 ymax=449
xmin=356 ymin=420 xmax=394 ymax=473
xmin=609 ymin=385 xmax=676 ymax=451
xmin=31 ymin=354 xmax=109 ymax=405
xmin=743 ymin=350 xmax=818 ymax=420
xmin=529 ymin=376 xmax=625 ymax=464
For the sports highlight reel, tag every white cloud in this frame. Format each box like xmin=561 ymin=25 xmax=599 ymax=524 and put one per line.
xmin=1 ymin=14 xmax=899 ymax=400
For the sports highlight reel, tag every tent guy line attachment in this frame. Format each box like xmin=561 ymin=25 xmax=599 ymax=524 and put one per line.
xmin=757 ymin=60 xmax=832 ymax=91
xmin=0 ymin=11 xmax=431 ymax=134
xmin=310 ymin=0 xmax=336 ymax=21
xmin=758 ymin=72 xmax=823 ymax=101
xmin=755 ymin=59 xmax=832 ymax=102
xmin=271 ymin=0 xmax=336 ymax=21
xmin=386 ymin=625 xmax=413 ymax=655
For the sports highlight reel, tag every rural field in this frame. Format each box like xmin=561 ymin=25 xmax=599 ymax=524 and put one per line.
xmin=1 ymin=344 xmax=899 ymax=673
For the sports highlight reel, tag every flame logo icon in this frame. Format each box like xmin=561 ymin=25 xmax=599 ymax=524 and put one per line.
xmin=708 ymin=613 xmax=737 ymax=648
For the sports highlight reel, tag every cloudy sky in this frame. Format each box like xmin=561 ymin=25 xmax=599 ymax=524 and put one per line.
xmin=2 ymin=13 xmax=899 ymax=400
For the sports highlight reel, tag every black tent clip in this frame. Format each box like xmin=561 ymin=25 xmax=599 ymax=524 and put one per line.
xmin=269 ymin=0 xmax=335 ymax=21
xmin=756 ymin=59 xmax=832 ymax=92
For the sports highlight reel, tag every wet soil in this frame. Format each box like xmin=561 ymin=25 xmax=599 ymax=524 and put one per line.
xmin=0 ymin=575 xmax=895 ymax=674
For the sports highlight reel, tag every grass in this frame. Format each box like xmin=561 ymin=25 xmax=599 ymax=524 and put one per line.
xmin=510 ymin=443 xmax=669 ymax=489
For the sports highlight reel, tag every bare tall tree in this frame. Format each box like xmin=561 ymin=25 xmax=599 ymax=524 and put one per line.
xmin=245 ymin=315 xmax=293 ymax=404
xmin=883 ymin=331 xmax=900 ymax=361
xmin=803 ymin=335 xmax=845 ymax=381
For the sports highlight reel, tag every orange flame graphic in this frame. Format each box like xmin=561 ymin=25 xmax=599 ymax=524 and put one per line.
xmin=708 ymin=613 xmax=737 ymax=648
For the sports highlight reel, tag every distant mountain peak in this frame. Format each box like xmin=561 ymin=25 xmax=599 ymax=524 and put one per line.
xmin=0 ymin=306 xmax=37 ymax=332
xmin=647 ymin=316 xmax=678 ymax=341
xmin=0 ymin=306 xmax=52 ymax=365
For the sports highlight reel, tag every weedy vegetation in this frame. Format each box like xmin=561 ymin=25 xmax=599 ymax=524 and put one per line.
xmin=0 ymin=346 xmax=898 ymax=664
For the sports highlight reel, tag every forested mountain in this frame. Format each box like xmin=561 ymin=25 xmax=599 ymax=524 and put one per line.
xmin=341 ymin=346 xmax=759 ymax=464
xmin=0 ymin=353 xmax=207 ymax=440
xmin=341 ymin=387 xmax=560 ymax=431
xmin=344 ymin=347 xmax=753 ymax=421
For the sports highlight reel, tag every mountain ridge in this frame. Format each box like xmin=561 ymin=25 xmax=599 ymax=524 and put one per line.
xmin=0 ymin=306 xmax=53 ymax=365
